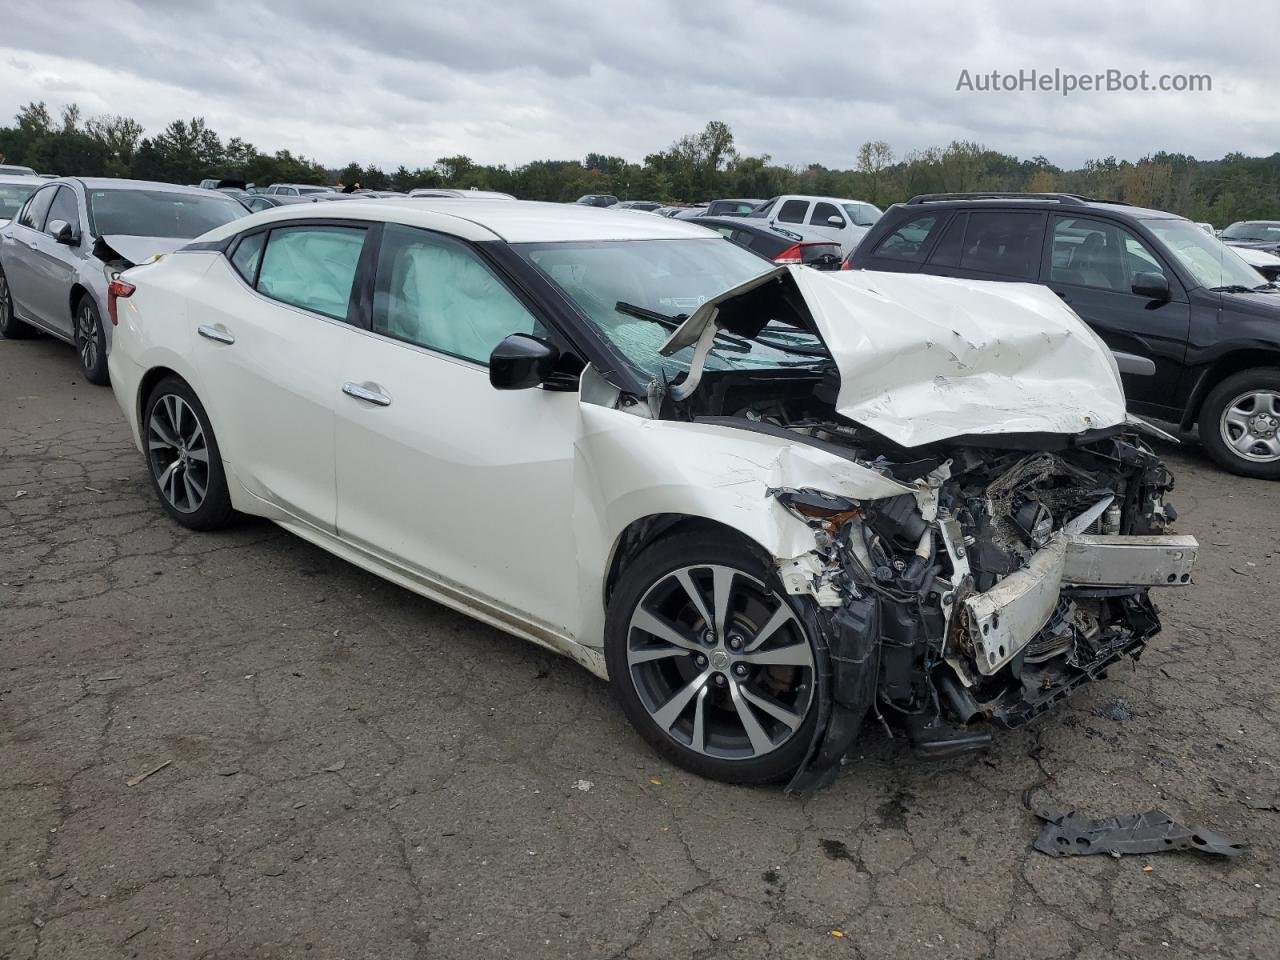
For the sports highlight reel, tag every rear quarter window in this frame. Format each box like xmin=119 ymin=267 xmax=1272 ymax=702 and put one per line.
xmin=871 ymin=214 xmax=941 ymax=262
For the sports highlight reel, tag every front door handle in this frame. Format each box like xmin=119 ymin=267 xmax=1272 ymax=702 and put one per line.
xmin=197 ymin=324 xmax=235 ymax=345
xmin=342 ymin=381 xmax=392 ymax=407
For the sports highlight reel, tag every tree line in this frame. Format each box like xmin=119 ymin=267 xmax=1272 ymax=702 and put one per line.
xmin=2 ymin=102 xmax=1278 ymax=224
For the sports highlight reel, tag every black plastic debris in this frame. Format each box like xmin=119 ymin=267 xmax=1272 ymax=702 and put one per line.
xmin=1031 ymin=807 xmax=1244 ymax=859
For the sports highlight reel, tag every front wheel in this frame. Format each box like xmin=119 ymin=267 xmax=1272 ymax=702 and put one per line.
xmin=74 ymin=296 xmax=109 ymax=385
xmin=605 ymin=532 xmax=823 ymax=785
xmin=143 ymin=376 xmax=235 ymax=530
xmin=1198 ymin=368 xmax=1280 ymax=480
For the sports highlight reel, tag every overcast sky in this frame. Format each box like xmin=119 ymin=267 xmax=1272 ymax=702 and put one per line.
xmin=1 ymin=0 xmax=1273 ymax=171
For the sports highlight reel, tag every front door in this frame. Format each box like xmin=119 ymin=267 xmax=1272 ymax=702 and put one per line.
xmin=1043 ymin=215 xmax=1190 ymax=407
xmin=333 ymin=223 xmax=578 ymax=632
xmin=22 ymin=186 xmax=85 ymax=335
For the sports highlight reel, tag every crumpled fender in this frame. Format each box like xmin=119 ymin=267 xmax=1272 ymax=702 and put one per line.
xmin=570 ymin=404 xmax=911 ymax=663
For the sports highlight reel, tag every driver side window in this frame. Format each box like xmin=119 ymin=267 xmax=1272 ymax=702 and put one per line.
xmin=1051 ymin=217 xmax=1167 ymax=292
xmin=371 ymin=223 xmax=544 ymax=365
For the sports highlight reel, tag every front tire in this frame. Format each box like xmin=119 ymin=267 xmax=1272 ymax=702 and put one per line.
xmin=143 ymin=377 xmax=235 ymax=530
xmin=73 ymin=295 xmax=109 ymax=385
xmin=0 ymin=265 xmax=33 ymax=339
xmin=1198 ymin=368 xmax=1280 ymax=480
xmin=605 ymin=531 xmax=823 ymax=785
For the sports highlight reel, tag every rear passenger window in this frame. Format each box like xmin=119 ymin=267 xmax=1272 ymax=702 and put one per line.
xmin=777 ymin=199 xmax=808 ymax=224
xmin=255 ymin=225 xmax=365 ymax=321
xmin=927 ymin=213 xmax=967 ymax=267
xmin=957 ymin=211 xmax=1044 ymax=280
xmin=230 ymin=232 xmax=266 ymax=283
xmin=809 ymin=202 xmax=844 ymax=227
xmin=871 ymin=215 xmax=939 ymax=262
xmin=18 ymin=185 xmax=56 ymax=231
xmin=371 ymin=223 xmax=543 ymax=364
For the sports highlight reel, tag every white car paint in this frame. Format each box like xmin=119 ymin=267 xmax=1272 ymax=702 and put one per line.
xmin=106 ymin=200 xmax=1156 ymax=679
xmin=746 ymin=195 xmax=881 ymax=257
xmin=664 ymin=266 xmax=1127 ymax=447
xmin=1233 ymin=244 xmax=1280 ymax=276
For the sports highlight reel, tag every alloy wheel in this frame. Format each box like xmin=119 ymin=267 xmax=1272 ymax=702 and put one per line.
xmin=0 ymin=272 xmax=10 ymax=324
xmin=1219 ymin=389 xmax=1280 ymax=463
xmin=147 ymin=394 xmax=211 ymax=513
xmin=77 ymin=301 xmax=99 ymax=373
xmin=626 ymin=564 xmax=815 ymax=760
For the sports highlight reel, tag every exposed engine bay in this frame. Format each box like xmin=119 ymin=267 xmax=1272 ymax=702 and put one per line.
xmin=662 ymin=364 xmax=1194 ymax=790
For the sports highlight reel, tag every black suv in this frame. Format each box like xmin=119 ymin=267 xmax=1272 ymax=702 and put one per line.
xmin=848 ymin=193 xmax=1280 ymax=479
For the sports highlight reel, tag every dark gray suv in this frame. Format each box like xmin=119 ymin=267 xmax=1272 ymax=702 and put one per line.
xmin=848 ymin=193 xmax=1280 ymax=479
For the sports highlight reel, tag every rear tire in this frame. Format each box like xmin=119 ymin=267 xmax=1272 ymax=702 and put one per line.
xmin=605 ymin=531 xmax=824 ymax=785
xmin=0 ymin=265 xmax=33 ymax=339
xmin=73 ymin=295 xmax=109 ymax=385
xmin=143 ymin=376 xmax=235 ymax=530
xmin=1198 ymin=368 xmax=1280 ymax=480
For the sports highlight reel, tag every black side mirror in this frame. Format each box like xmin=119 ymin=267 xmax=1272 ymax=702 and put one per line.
xmin=1131 ymin=272 xmax=1170 ymax=301
xmin=47 ymin=219 xmax=77 ymax=246
xmin=490 ymin=334 xmax=560 ymax=390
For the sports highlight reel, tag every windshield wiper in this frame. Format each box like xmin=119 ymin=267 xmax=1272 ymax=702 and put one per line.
xmin=1207 ymin=285 xmax=1255 ymax=294
xmin=614 ymin=301 xmax=752 ymax=350
xmin=751 ymin=331 xmax=831 ymax=357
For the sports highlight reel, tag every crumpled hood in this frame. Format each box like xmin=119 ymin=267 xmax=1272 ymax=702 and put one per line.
xmin=661 ymin=266 xmax=1127 ymax=448
xmin=97 ymin=235 xmax=187 ymax=267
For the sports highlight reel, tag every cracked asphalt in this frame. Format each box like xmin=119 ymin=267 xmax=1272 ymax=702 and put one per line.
xmin=2 ymin=335 xmax=1278 ymax=960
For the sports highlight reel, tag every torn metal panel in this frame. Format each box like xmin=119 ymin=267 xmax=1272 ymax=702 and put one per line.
xmin=1032 ymin=808 xmax=1245 ymax=859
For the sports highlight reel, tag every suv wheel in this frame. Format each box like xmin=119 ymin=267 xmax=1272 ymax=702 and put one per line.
xmin=1199 ymin=367 xmax=1280 ymax=479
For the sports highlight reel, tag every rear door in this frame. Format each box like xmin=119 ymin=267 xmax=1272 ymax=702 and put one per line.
xmin=192 ymin=222 xmax=369 ymax=530
xmin=1042 ymin=214 xmax=1190 ymax=406
xmin=924 ymin=209 xmax=1047 ymax=284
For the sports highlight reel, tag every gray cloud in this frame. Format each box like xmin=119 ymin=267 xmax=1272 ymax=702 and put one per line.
xmin=0 ymin=0 xmax=1271 ymax=170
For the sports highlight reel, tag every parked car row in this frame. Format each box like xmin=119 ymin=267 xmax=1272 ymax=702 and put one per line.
xmin=0 ymin=178 xmax=246 ymax=382
xmin=846 ymin=192 xmax=1280 ymax=478
xmin=92 ymin=197 xmax=1195 ymax=787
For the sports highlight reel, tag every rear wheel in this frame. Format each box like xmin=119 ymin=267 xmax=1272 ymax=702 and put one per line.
xmin=1199 ymin=368 xmax=1280 ymax=480
xmin=0 ymin=265 xmax=33 ymax=339
xmin=73 ymin=295 xmax=109 ymax=385
xmin=143 ymin=377 xmax=234 ymax=530
xmin=605 ymin=532 xmax=823 ymax=785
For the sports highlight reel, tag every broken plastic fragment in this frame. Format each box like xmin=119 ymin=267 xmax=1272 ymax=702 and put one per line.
xmin=1030 ymin=806 xmax=1243 ymax=859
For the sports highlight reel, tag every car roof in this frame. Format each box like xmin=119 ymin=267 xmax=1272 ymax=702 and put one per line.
xmin=0 ymin=174 xmax=45 ymax=185
xmin=198 ymin=198 xmax=717 ymax=244
xmin=1230 ymin=220 xmax=1280 ymax=226
xmin=64 ymin=177 xmax=239 ymax=199
xmin=691 ymin=216 xmax=835 ymax=243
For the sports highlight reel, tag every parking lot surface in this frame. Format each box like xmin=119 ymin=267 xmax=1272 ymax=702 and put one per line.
xmin=1 ymin=336 xmax=1278 ymax=960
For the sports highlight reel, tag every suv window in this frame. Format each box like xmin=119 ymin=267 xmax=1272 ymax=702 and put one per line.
xmin=372 ymin=223 xmax=543 ymax=364
xmin=957 ymin=211 xmax=1044 ymax=279
xmin=46 ymin=186 xmax=80 ymax=236
xmin=871 ymin=214 xmax=940 ymax=262
xmin=1051 ymin=216 xmax=1167 ymax=292
xmin=927 ymin=213 xmax=966 ymax=267
xmin=256 ymin=225 xmax=366 ymax=320
xmin=810 ymin=202 xmax=845 ymax=227
xmin=18 ymin=185 xmax=57 ymax=231
xmin=777 ymin=199 xmax=809 ymax=224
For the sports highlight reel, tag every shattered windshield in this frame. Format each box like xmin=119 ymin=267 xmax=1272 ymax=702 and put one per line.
xmin=515 ymin=238 xmax=827 ymax=381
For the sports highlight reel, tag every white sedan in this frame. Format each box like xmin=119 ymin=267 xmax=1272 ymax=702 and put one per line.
xmin=107 ymin=200 xmax=1196 ymax=787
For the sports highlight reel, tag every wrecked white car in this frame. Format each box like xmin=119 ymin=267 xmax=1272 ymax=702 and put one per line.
xmin=105 ymin=201 xmax=1195 ymax=788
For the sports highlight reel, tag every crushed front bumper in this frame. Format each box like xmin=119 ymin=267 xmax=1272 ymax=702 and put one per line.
xmin=962 ymin=533 xmax=1198 ymax=676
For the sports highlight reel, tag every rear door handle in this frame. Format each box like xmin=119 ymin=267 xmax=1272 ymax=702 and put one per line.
xmin=342 ymin=381 xmax=392 ymax=407
xmin=197 ymin=324 xmax=235 ymax=345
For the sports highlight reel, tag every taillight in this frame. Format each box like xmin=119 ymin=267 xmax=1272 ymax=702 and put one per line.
xmin=840 ymin=259 xmax=853 ymax=270
xmin=772 ymin=243 xmax=804 ymax=265
xmin=107 ymin=278 xmax=135 ymax=326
